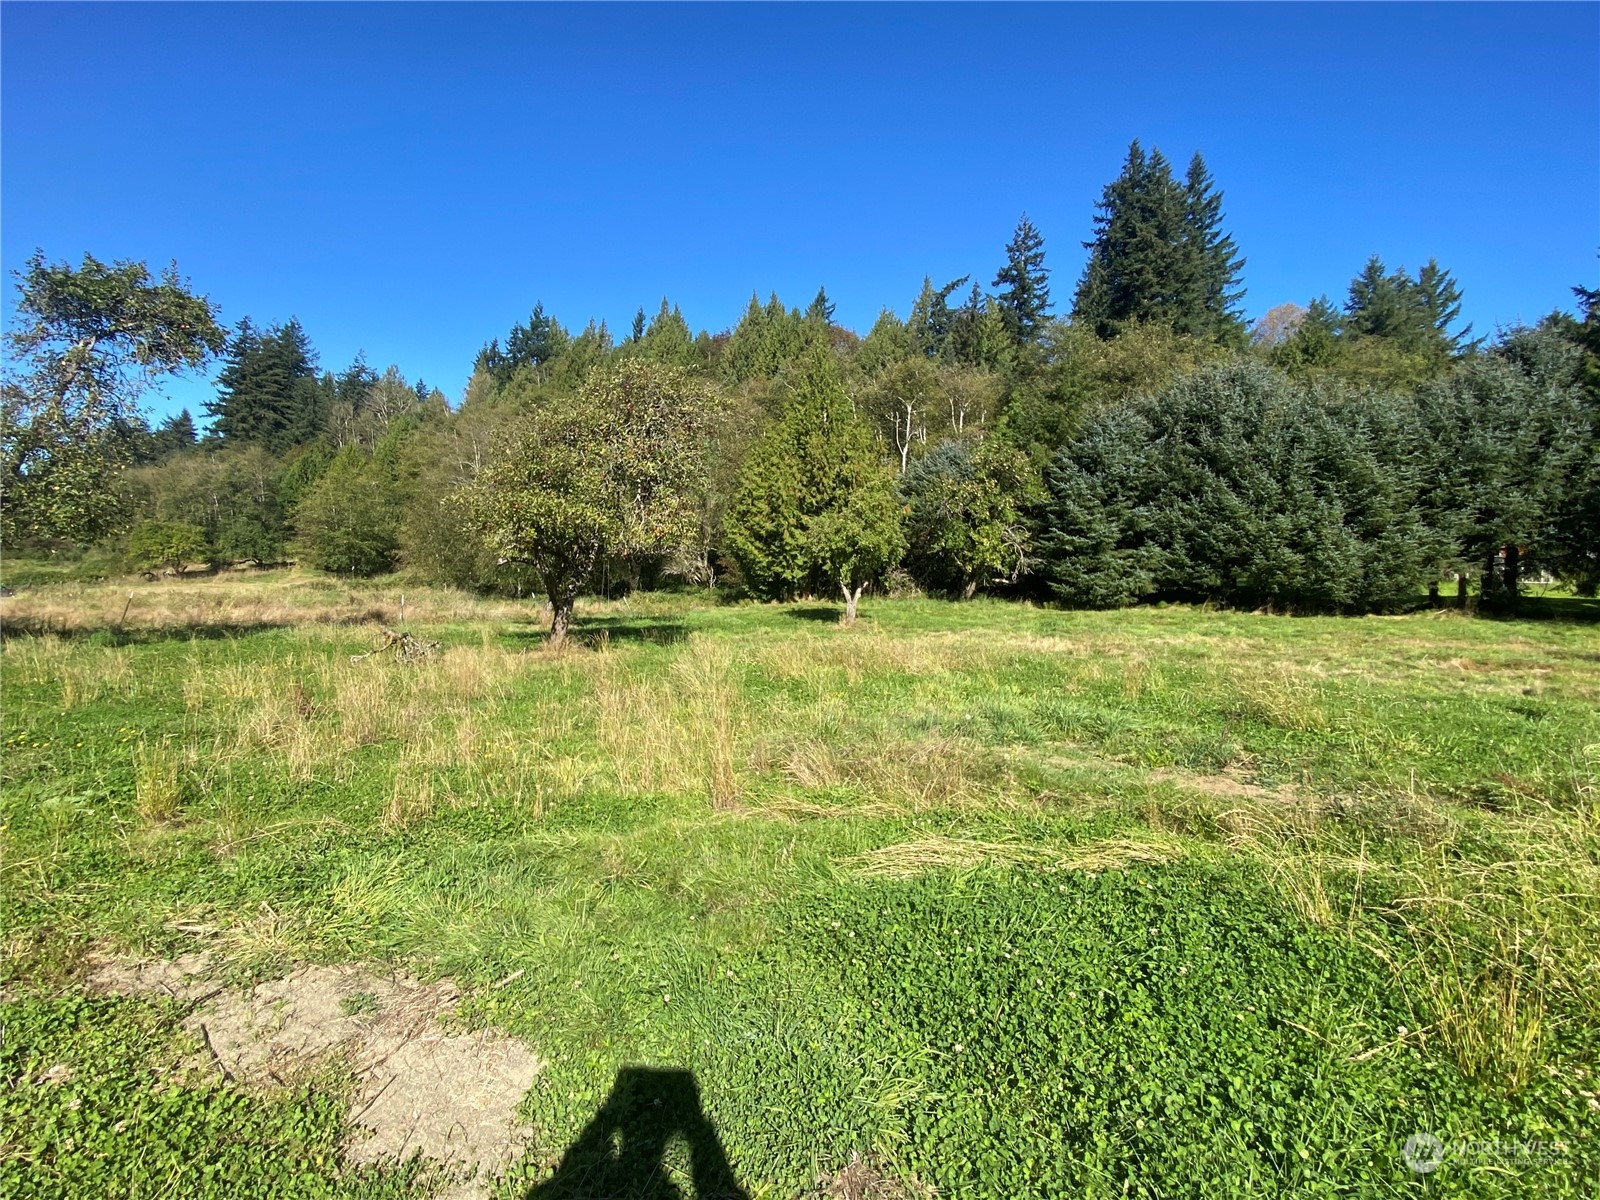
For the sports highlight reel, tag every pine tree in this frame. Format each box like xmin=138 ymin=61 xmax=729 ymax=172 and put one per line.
xmin=1180 ymin=153 xmax=1247 ymax=343
xmin=150 ymin=410 xmax=197 ymax=459
xmin=1414 ymin=259 xmax=1473 ymax=356
xmin=807 ymin=286 xmax=836 ymax=325
xmin=1339 ymin=256 xmax=1474 ymax=374
xmin=1344 ymin=256 xmax=1413 ymax=341
xmin=630 ymin=307 xmax=647 ymax=343
xmin=504 ymin=302 xmax=569 ymax=371
xmin=206 ymin=318 xmax=320 ymax=452
xmin=908 ymin=276 xmax=967 ymax=359
xmin=1074 ymin=142 xmax=1185 ymax=338
xmin=993 ymin=215 xmax=1051 ymax=345
xmin=1073 ymin=142 xmax=1244 ymax=342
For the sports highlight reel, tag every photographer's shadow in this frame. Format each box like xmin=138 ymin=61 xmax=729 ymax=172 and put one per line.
xmin=526 ymin=1066 xmax=749 ymax=1200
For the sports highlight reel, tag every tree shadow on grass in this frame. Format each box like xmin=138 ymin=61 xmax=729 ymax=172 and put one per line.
xmin=0 ymin=620 xmax=297 ymax=646
xmin=524 ymin=1066 xmax=748 ymax=1200
xmin=1485 ymin=594 xmax=1600 ymax=624
xmin=784 ymin=605 xmax=841 ymax=625
xmin=502 ymin=616 xmax=689 ymax=648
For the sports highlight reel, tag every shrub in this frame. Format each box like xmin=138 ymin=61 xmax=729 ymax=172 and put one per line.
xmin=124 ymin=520 xmax=209 ymax=575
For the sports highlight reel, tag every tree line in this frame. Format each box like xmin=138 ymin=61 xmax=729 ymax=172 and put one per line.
xmin=4 ymin=140 xmax=1596 ymax=632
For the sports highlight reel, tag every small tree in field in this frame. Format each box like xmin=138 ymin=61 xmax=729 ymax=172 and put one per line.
xmin=125 ymin=520 xmax=209 ymax=575
xmin=902 ymin=437 xmax=1038 ymax=598
xmin=291 ymin=446 xmax=399 ymax=577
xmin=465 ymin=360 xmax=716 ymax=642
xmin=726 ymin=346 xmax=905 ymax=623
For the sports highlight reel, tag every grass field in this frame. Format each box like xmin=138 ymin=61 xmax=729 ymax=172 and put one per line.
xmin=3 ymin=571 xmax=1598 ymax=1198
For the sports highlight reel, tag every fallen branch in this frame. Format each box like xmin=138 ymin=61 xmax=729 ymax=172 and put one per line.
xmin=350 ymin=624 xmax=439 ymax=665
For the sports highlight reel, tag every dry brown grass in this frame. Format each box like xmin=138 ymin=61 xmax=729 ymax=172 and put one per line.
xmin=589 ymin=635 xmax=747 ymax=808
xmin=1225 ymin=659 xmax=1331 ymax=732
xmin=179 ymin=627 xmax=550 ymax=785
xmin=0 ymin=570 xmax=531 ymax=637
xmin=132 ymin=739 xmax=184 ymax=822
xmin=844 ymin=833 xmax=1186 ymax=879
xmin=761 ymin=733 xmax=998 ymax=812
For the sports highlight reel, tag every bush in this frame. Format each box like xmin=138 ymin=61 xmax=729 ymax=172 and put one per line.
xmin=124 ymin=520 xmax=209 ymax=575
xmin=289 ymin=446 xmax=398 ymax=576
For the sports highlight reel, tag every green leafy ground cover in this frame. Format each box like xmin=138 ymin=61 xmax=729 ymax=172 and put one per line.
xmin=2 ymin=577 xmax=1597 ymax=1197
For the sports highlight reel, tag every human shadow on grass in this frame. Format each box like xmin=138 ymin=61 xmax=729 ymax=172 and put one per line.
xmin=524 ymin=1067 xmax=748 ymax=1200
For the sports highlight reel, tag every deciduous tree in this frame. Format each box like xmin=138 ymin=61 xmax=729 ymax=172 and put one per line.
xmin=2 ymin=251 xmax=224 ymax=545
xmin=465 ymin=360 xmax=717 ymax=641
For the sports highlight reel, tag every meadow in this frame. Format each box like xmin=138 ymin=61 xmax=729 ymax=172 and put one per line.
xmin=2 ymin=571 xmax=1597 ymax=1198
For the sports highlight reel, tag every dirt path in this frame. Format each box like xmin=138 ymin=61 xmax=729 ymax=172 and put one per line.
xmin=89 ymin=955 xmax=544 ymax=1195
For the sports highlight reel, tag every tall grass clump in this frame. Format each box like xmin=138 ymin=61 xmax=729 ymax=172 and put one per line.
xmin=132 ymin=739 xmax=183 ymax=821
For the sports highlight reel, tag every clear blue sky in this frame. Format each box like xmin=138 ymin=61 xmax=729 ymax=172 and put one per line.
xmin=4 ymin=2 xmax=1596 ymax=420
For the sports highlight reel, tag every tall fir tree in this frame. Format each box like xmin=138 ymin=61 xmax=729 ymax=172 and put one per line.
xmin=1344 ymin=256 xmax=1473 ymax=363
xmin=807 ymin=286 xmax=837 ymax=325
xmin=1073 ymin=141 xmax=1244 ymax=342
xmin=1180 ymin=153 xmax=1247 ymax=343
xmin=908 ymin=275 xmax=968 ymax=359
xmin=993 ymin=216 xmax=1051 ymax=346
xmin=206 ymin=318 xmax=321 ymax=452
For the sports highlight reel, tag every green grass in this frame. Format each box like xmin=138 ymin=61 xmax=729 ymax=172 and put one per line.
xmin=3 ymin=580 xmax=1598 ymax=1197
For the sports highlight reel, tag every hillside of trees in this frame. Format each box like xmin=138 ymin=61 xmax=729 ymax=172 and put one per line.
xmin=6 ymin=141 xmax=1597 ymax=621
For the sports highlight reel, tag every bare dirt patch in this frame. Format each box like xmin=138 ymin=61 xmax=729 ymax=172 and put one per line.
xmin=1148 ymin=767 xmax=1286 ymax=802
xmin=817 ymin=1152 xmax=931 ymax=1199
xmin=88 ymin=956 xmax=544 ymax=1194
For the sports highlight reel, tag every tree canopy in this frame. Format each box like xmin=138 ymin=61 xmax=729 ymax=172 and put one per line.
xmin=3 ymin=251 xmax=224 ymax=545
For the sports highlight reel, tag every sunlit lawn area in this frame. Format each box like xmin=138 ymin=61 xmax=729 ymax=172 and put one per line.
xmin=3 ymin=573 xmax=1597 ymax=1197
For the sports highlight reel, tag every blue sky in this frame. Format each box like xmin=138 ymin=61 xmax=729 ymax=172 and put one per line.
xmin=4 ymin=2 xmax=1596 ymax=420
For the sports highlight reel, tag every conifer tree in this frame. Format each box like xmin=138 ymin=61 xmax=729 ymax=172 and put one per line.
xmin=856 ymin=308 xmax=917 ymax=377
xmin=807 ymin=286 xmax=836 ymax=325
xmin=724 ymin=293 xmax=808 ymax=382
xmin=1073 ymin=142 xmax=1244 ymax=342
xmin=909 ymin=276 xmax=967 ymax=359
xmin=206 ymin=318 xmax=320 ymax=452
xmin=726 ymin=346 xmax=904 ymax=621
xmin=637 ymin=299 xmax=698 ymax=368
xmin=946 ymin=283 xmax=1011 ymax=370
xmin=993 ymin=216 xmax=1051 ymax=345
xmin=1180 ymin=153 xmax=1247 ymax=343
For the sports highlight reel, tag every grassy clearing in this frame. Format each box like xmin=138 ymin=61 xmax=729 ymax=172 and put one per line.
xmin=3 ymin=574 xmax=1598 ymax=1197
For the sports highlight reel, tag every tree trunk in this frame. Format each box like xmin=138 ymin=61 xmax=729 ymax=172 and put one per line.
xmin=1427 ymin=581 xmax=1439 ymax=607
xmin=1503 ymin=545 xmax=1520 ymax=601
xmin=962 ymin=578 xmax=978 ymax=601
xmin=1456 ymin=574 xmax=1468 ymax=608
xmin=842 ymin=580 xmax=862 ymax=625
xmin=548 ymin=589 xmax=576 ymax=645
